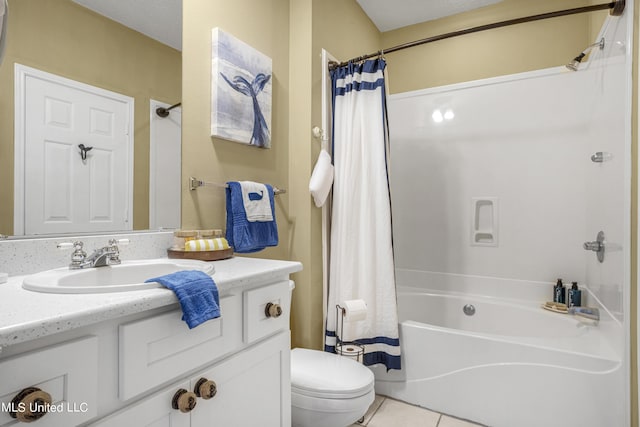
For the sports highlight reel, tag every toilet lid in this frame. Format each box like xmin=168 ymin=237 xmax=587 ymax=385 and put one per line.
xmin=291 ymin=348 xmax=374 ymax=399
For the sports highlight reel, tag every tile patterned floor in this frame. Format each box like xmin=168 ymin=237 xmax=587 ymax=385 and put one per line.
xmin=351 ymin=395 xmax=486 ymax=427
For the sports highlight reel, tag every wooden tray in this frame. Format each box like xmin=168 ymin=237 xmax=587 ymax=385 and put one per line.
xmin=167 ymin=247 xmax=234 ymax=261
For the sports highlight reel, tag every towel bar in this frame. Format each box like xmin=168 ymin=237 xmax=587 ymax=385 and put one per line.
xmin=189 ymin=177 xmax=286 ymax=195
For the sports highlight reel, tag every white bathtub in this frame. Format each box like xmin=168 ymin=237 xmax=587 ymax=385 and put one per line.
xmin=373 ymin=287 xmax=624 ymax=427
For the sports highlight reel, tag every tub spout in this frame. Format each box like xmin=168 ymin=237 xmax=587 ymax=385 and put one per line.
xmin=569 ymin=307 xmax=599 ymax=321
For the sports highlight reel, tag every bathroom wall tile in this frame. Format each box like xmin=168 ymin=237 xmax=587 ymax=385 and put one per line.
xmin=367 ymin=397 xmax=440 ymax=427
xmin=439 ymin=414 xmax=486 ymax=427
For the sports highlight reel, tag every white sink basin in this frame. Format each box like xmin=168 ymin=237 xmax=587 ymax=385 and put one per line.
xmin=22 ymin=259 xmax=214 ymax=294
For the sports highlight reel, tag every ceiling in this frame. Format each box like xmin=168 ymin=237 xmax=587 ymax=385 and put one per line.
xmin=357 ymin=0 xmax=504 ymax=32
xmin=71 ymin=0 xmax=182 ymax=51
xmin=70 ymin=0 xmax=504 ymax=51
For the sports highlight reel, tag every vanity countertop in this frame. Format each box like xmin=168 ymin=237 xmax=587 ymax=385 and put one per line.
xmin=0 ymin=257 xmax=302 ymax=350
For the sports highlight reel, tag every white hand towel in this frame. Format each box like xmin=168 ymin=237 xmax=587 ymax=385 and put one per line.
xmin=309 ymin=149 xmax=334 ymax=207
xmin=239 ymin=181 xmax=273 ymax=222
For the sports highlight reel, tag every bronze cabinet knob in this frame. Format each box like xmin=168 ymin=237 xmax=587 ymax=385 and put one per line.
xmin=194 ymin=377 xmax=217 ymax=400
xmin=9 ymin=387 xmax=52 ymax=422
xmin=265 ymin=302 xmax=282 ymax=318
xmin=171 ymin=388 xmax=197 ymax=413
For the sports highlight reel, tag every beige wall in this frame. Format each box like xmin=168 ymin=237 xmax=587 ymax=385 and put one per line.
xmin=296 ymin=0 xmax=381 ymax=350
xmin=180 ymin=0 xmax=377 ymax=350
xmin=382 ymin=0 xmax=607 ymax=93
xmin=0 ymin=0 xmax=181 ymax=235
xmin=181 ymin=0 xmax=290 ymax=264
xmin=288 ymin=0 xmax=315 ymax=349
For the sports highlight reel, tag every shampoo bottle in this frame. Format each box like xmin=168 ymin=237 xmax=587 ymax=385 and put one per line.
xmin=568 ymin=282 xmax=582 ymax=307
xmin=553 ymin=279 xmax=565 ymax=303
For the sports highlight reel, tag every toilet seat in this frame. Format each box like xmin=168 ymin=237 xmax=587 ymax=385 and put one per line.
xmin=291 ymin=348 xmax=374 ymax=399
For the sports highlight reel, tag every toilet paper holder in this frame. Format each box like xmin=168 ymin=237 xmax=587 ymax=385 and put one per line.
xmin=335 ymin=304 xmax=365 ymax=363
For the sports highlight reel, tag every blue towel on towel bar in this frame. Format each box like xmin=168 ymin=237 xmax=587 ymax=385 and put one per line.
xmin=226 ymin=181 xmax=279 ymax=253
xmin=145 ymin=270 xmax=220 ymax=329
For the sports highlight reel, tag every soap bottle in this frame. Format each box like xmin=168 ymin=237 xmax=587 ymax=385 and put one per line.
xmin=568 ymin=282 xmax=582 ymax=307
xmin=553 ymin=279 xmax=566 ymax=304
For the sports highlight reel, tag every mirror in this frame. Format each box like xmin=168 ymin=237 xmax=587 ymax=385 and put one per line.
xmin=0 ymin=0 xmax=6 ymax=66
xmin=0 ymin=0 xmax=181 ymax=237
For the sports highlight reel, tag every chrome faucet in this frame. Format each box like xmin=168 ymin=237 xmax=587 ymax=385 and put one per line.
xmin=59 ymin=239 xmax=128 ymax=270
xmin=569 ymin=306 xmax=600 ymax=322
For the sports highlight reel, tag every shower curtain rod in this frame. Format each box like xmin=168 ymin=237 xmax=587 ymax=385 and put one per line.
xmin=329 ymin=0 xmax=625 ymax=70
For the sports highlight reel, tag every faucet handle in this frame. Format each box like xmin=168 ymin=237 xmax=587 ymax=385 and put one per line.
xmin=108 ymin=238 xmax=129 ymax=246
xmin=106 ymin=239 xmax=128 ymax=265
xmin=58 ymin=241 xmax=87 ymax=268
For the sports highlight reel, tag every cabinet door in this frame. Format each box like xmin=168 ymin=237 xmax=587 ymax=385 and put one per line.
xmin=0 ymin=337 xmax=97 ymax=427
xmin=90 ymin=380 xmax=191 ymax=427
xmin=190 ymin=331 xmax=290 ymax=427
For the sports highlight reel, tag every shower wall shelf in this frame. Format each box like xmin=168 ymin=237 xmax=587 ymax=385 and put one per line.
xmin=471 ymin=197 xmax=499 ymax=247
xmin=189 ymin=177 xmax=286 ymax=195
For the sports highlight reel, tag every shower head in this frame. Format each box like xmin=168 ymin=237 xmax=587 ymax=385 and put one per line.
xmin=155 ymin=102 xmax=182 ymax=118
xmin=565 ymin=38 xmax=605 ymax=71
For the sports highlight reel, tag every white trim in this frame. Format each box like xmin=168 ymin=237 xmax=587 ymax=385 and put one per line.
xmin=149 ymin=99 xmax=181 ymax=230
xmin=389 ymin=62 xmax=620 ymax=101
xmin=609 ymin=4 xmax=634 ymax=427
xmin=13 ymin=64 xmax=135 ymax=235
xmin=149 ymin=99 xmax=168 ymax=230
xmin=321 ymin=48 xmax=338 ymax=340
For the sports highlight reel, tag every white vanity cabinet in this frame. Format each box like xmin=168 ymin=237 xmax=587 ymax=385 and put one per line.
xmin=92 ymin=331 xmax=289 ymax=427
xmin=0 ymin=258 xmax=300 ymax=427
xmin=94 ymin=282 xmax=292 ymax=427
xmin=0 ymin=337 xmax=99 ymax=427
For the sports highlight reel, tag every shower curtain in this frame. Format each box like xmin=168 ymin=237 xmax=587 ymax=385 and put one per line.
xmin=324 ymin=58 xmax=400 ymax=370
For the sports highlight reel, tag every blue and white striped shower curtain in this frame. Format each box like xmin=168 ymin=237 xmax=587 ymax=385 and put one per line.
xmin=324 ymin=58 xmax=400 ymax=370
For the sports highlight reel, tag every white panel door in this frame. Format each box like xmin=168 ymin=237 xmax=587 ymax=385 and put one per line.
xmin=15 ymin=64 xmax=133 ymax=235
xmin=149 ymin=100 xmax=181 ymax=230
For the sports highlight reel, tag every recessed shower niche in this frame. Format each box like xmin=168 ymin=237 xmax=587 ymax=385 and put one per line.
xmin=471 ymin=197 xmax=498 ymax=247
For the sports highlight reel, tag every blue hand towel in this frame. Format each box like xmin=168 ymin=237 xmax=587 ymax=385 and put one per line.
xmin=145 ymin=270 xmax=220 ymax=329
xmin=226 ymin=181 xmax=279 ymax=253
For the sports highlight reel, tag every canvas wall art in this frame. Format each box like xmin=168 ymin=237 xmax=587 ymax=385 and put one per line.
xmin=211 ymin=28 xmax=273 ymax=148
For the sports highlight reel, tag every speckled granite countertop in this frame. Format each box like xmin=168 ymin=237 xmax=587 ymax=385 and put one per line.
xmin=0 ymin=257 xmax=302 ymax=350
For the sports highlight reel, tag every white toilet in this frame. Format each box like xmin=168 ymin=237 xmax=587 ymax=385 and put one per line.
xmin=290 ymin=348 xmax=375 ymax=427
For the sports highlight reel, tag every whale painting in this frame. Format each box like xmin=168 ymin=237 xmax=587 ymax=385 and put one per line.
xmin=211 ymin=28 xmax=272 ymax=148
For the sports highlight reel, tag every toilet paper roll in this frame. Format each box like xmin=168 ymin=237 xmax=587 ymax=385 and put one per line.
xmin=336 ymin=343 xmax=363 ymax=363
xmin=341 ymin=299 xmax=367 ymax=322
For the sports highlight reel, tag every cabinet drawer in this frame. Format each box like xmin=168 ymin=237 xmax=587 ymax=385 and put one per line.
xmin=0 ymin=336 xmax=98 ymax=427
xmin=119 ymin=294 xmax=242 ymax=400
xmin=244 ymin=281 xmax=291 ymax=344
xmin=90 ymin=380 xmax=191 ymax=427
